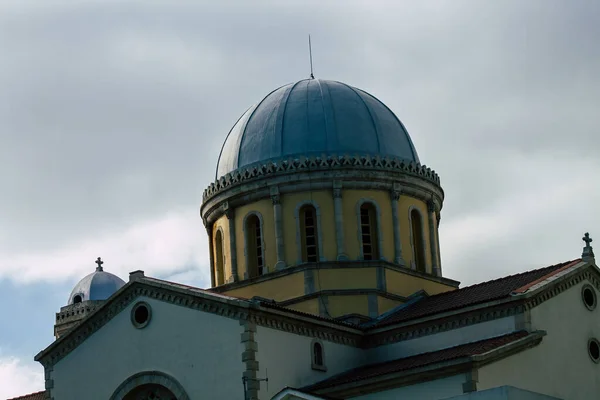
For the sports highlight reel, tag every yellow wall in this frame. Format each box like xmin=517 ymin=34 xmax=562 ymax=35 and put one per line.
xmin=398 ymin=196 xmax=433 ymax=272
xmin=281 ymin=190 xmax=337 ymax=263
xmin=223 ymin=271 xmax=305 ymax=302
xmin=342 ymin=190 xmax=394 ymax=261
xmin=209 ymin=186 xmax=445 ymax=319
xmin=315 ymin=267 xmax=377 ymax=290
xmin=211 ymin=189 xmax=441 ymax=283
xmin=386 ymin=269 xmax=454 ymax=297
xmin=234 ymin=199 xmax=276 ymax=277
xmin=285 ymin=298 xmax=320 ymax=315
xmin=212 ymin=215 xmax=231 ymax=283
xmin=327 ymin=295 xmax=369 ymax=317
xmin=378 ymin=296 xmax=402 ymax=315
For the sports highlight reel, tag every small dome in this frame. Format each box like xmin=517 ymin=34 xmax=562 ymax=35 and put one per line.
xmin=216 ymin=79 xmax=420 ymax=179
xmin=68 ymin=260 xmax=125 ymax=305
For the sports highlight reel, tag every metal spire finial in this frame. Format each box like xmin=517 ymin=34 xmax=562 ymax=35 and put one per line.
xmin=309 ymin=34 xmax=314 ymax=79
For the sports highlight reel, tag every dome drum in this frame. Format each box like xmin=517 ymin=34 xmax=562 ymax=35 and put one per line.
xmin=201 ymin=78 xmax=449 ymax=318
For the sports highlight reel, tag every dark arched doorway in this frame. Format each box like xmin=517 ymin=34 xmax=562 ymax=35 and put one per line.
xmin=123 ymin=383 xmax=176 ymax=400
xmin=109 ymin=371 xmax=190 ymax=400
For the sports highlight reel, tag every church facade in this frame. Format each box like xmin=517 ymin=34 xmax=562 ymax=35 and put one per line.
xmin=11 ymin=79 xmax=600 ymax=400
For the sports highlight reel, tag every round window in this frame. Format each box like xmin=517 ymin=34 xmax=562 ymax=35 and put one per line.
xmin=588 ymin=339 xmax=600 ymax=363
xmin=131 ymin=301 xmax=152 ymax=329
xmin=582 ymin=285 xmax=597 ymax=311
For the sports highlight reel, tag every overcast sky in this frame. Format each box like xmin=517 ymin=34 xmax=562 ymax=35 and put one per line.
xmin=1 ymin=0 xmax=599 ymax=397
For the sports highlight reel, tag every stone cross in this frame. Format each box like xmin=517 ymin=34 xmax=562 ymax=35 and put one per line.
xmin=95 ymin=257 xmax=104 ymax=271
xmin=582 ymin=232 xmax=595 ymax=261
xmin=584 ymin=233 xmax=593 ymax=247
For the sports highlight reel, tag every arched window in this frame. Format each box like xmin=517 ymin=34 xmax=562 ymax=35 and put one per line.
xmin=311 ymin=340 xmax=326 ymax=371
xmin=360 ymin=203 xmax=379 ymax=260
xmin=245 ymin=214 xmax=264 ymax=278
xmin=313 ymin=342 xmax=323 ymax=365
xmin=300 ymin=205 xmax=319 ymax=262
xmin=214 ymin=230 xmax=225 ymax=285
xmin=410 ymin=208 xmax=426 ymax=273
xmin=73 ymin=294 xmax=82 ymax=304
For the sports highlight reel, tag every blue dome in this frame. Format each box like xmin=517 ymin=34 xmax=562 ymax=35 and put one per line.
xmin=216 ymin=79 xmax=420 ymax=178
xmin=68 ymin=266 xmax=125 ymax=305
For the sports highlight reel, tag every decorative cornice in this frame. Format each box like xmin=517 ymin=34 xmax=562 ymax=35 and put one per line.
xmin=35 ymin=261 xmax=600 ymax=370
xmin=316 ymin=331 xmax=545 ymax=398
xmin=270 ymin=186 xmax=281 ymax=205
xmin=203 ymin=154 xmax=441 ymax=202
xmin=365 ymin=262 xmax=599 ymax=347
xmin=427 ymin=199 xmax=435 ymax=213
xmin=364 ymin=301 xmax=527 ymax=348
xmin=523 ymin=266 xmax=600 ymax=311
xmin=36 ymin=279 xmax=362 ymax=368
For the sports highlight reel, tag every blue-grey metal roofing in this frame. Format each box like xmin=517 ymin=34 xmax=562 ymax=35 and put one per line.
xmin=216 ymin=79 xmax=420 ymax=179
xmin=68 ymin=269 xmax=126 ymax=305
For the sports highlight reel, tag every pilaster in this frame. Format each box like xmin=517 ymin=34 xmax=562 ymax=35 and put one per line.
xmin=427 ymin=200 xmax=440 ymax=277
xmin=207 ymin=225 xmax=216 ymax=288
xmin=271 ymin=186 xmax=286 ymax=270
xmin=333 ymin=180 xmax=348 ymax=261
xmin=224 ymin=202 xmax=238 ymax=282
xmin=240 ymin=320 xmax=260 ymax=400
xmin=390 ymin=184 xmax=405 ymax=266
xmin=44 ymin=365 xmax=54 ymax=400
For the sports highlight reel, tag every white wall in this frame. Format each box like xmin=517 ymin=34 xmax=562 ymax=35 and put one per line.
xmin=352 ymin=374 xmax=467 ymax=400
xmin=255 ymin=326 xmax=364 ymax=399
xmin=477 ymin=280 xmax=600 ymax=400
xmin=442 ymin=386 xmax=562 ymax=400
xmin=368 ymin=316 xmax=518 ymax=363
xmin=52 ymin=296 xmax=246 ymax=400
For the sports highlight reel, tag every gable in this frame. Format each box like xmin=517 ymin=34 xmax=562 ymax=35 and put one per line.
xmin=477 ymin=276 xmax=600 ymax=399
xmin=50 ymin=295 xmax=246 ymax=399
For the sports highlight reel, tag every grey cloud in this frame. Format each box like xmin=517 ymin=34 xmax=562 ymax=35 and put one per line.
xmin=0 ymin=1 xmax=599 ymax=285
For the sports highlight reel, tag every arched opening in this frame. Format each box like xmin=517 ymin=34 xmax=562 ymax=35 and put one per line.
xmin=313 ymin=342 xmax=324 ymax=366
xmin=300 ymin=205 xmax=319 ymax=262
xmin=72 ymin=294 xmax=82 ymax=304
xmin=110 ymin=371 xmax=189 ymax=400
xmin=123 ymin=383 xmax=176 ymax=400
xmin=360 ymin=203 xmax=379 ymax=260
xmin=245 ymin=214 xmax=264 ymax=278
xmin=410 ymin=209 xmax=426 ymax=273
xmin=214 ymin=230 xmax=225 ymax=285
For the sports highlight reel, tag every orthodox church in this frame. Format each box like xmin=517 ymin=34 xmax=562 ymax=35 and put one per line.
xmin=10 ymin=78 xmax=600 ymax=400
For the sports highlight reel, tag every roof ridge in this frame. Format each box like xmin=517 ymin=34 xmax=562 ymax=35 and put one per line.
xmin=434 ymin=259 xmax=579 ymax=296
xmin=363 ymin=331 xmax=527 ymax=370
xmin=303 ymin=331 xmax=530 ymax=392
xmin=7 ymin=390 xmax=46 ymax=400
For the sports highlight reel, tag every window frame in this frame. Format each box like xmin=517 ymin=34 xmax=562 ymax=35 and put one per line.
xmin=295 ymin=201 xmax=325 ymax=264
xmin=355 ymin=199 xmax=384 ymax=261
xmin=311 ymin=339 xmax=327 ymax=371
xmin=243 ymin=212 xmax=266 ymax=279
xmin=408 ymin=205 xmax=428 ymax=273
xmin=214 ymin=227 xmax=226 ymax=285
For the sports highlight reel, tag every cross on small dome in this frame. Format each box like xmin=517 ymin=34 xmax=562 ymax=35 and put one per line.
xmin=95 ymin=257 xmax=104 ymax=271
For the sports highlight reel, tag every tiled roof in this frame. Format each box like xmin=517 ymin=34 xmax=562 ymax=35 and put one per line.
xmin=372 ymin=259 xmax=580 ymax=328
xmin=7 ymin=391 xmax=46 ymax=400
xmin=304 ymin=331 xmax=530 ymax=391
